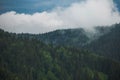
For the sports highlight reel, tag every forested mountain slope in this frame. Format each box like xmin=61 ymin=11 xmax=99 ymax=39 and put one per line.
xmin=37 ymin=27 xmax=111 ymax=47
xmin=86 ymin=24 xmax=120 ymax=61
xmin=0 ymin=29 xmax=120 ymax=80
xmin=14 ymin=26 xmax=112 ymax=48
xmin=39 ymin=28 xmax=89 ymax=47
xmin=35 ymin=23 xmax=120 ymax=62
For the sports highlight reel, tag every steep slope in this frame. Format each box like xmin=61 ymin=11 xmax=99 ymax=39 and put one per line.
xmin=86 ymin=24 xmax=120 ymax=61
xmin=0 ymin=29 xmax=120 ymax=80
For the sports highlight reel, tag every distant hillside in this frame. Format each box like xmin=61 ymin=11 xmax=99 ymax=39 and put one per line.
xmin=39 ymin=28 xmax=89 ymax=47
xmin=86 ymin=24 xmax=120 ymax=61
xmin=38 ymin=27 xmax=111 ymax=47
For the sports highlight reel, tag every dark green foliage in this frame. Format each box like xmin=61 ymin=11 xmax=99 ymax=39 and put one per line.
xmin=0 ymin=28 xmax=120 ymax=80
xmin=86 ymin=23 xmax=120 ymax=61
xmin=39 ymin=29 xmax=89 ymax=47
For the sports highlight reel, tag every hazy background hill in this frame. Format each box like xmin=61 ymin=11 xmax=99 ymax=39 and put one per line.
xmin=39 ymin=28 xmax=89 ymax=47
xmin=85 ymin=24 xmax=120 ymax=61
xmin=38 ymin=26 xmax=112 ymax=47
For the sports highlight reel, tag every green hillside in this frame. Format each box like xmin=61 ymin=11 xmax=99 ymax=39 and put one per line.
xmin=86 ymin=24 xmax=120 ymax=61
xmin=0 ymin=29 xmax=120 ymax=80
xmin=39 ymin=28 xmax=89 ymax=47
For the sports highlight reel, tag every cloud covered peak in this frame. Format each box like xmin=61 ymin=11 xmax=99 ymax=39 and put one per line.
xmin=0 ymin=0 xmax=120 ymax=33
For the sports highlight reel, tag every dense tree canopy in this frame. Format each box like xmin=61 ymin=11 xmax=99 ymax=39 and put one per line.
xmin=0 ymin=24 xmax=120 ymax=80
xmin=0 ymin=28 xmax=120 ymax=80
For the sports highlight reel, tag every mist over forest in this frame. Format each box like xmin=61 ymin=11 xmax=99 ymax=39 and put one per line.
xmin=0 ymin=0 xmax=120 ymax=80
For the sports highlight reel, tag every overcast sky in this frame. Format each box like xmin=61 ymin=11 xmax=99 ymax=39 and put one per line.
xmin=0 ymin=0 xmax=120 ymax=33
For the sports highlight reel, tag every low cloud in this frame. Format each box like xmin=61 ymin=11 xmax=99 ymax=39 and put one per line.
xmin=0 ymin=0 xmax=120 ymax=33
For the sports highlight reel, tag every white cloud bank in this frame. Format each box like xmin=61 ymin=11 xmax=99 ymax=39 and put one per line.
xmin=0 ymin=0 xmax=120 ymax=33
